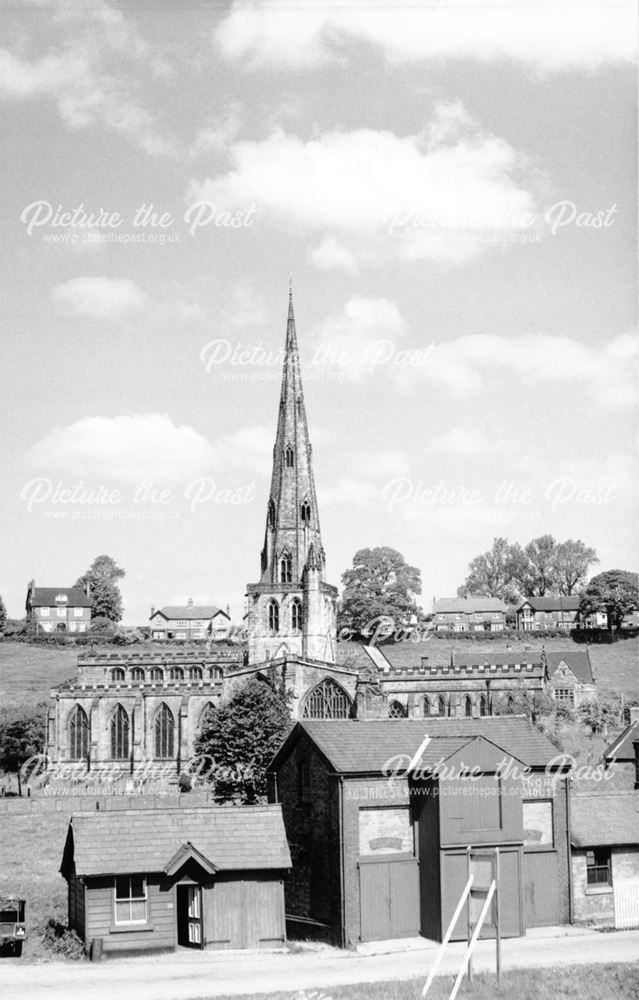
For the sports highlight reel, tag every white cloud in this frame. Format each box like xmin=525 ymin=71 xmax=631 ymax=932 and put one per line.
xmin=319 ymin=477 xmax=379 ymax=507
xmin=52 ymin=277 xmax=146 ymax=320
xmin=27 ymin=414 xmax=218 ymax=483
xmin=188 ymin=117 xmax=539 ymax=268
xmin=424 ymin=428 xmax=491 ymax=457
xmin=189 ymin=110 xmax=242 ymax=160
xmin=209 ymin=425 xmax=274 ymax=477
xmin=310 ymin=296 xmax=407 ymax=380
xmin=215 ymin=0 xmax=636 ymax=73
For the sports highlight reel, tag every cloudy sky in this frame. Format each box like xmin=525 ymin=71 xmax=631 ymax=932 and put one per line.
xmin=1 ymin=0 xmax=637 ymax=623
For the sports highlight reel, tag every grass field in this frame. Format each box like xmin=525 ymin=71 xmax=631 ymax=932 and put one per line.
xmin=1 ymin=635 xmax=637 ymax=708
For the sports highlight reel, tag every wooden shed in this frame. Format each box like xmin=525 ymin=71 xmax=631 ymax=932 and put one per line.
xmin=268 ymin=718 xmax=570 ymax=947
xmin=61 ymin=805 xmax=291 ymax=955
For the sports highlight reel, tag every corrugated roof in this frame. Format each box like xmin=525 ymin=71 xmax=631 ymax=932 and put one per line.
xmin=434 ymin=598 xmax=507 ymax=614
xmin=152 ymin=605 xmax=225 ymax=621
xmin=284 ymin=717 xmax=557 ymax=773
xmin=571 ymin=792 xmax=639 ymax=846
xmin=545 ymin=650 xmax=594 ymax=683
xmin=29 ymin=587 xmax=91 ymax=608
xmin=64 ymin=806 xmax=291 ymax=877
xmin=519 ymin=597 xmax=581 ymax=612
xmin=603 ymin=720 xmax=639 ymax=762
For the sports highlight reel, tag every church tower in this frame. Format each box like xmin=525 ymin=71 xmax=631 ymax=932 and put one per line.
xmin=246 ymin=290 xmax=338 ymax=664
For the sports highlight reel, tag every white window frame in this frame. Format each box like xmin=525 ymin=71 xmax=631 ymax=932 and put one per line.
xmin=57 ymin=608 xmax=66 ymax=618
xmin=113 ymin=876 xmax=148 ymax=925
xmin=73 ymin=608 xmax=84 ymax=618
xmin=40 ymin=607 xmax=50 ymax=617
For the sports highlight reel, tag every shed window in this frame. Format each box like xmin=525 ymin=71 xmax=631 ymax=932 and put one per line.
xmin=154 ymin=703 xmax=175 ymax=759
xmin=68 ymin=705 xmax=89 ymax=761
xmin=110 ymin=705 xmax=129 ymax=760
xmin=586 ymin=847 xmax=612 ymax=887
xmin=114 ymin=876 xmax=148 ymax=924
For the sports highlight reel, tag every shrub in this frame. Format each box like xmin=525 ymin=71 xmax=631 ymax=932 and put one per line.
xmin=39 ymin=918 xmax=85 ymax=960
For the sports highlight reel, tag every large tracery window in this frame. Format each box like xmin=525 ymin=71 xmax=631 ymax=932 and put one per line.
xmin=68 ymin=705 xmax=89 ymax=760
xmin=302 ymin=679 xmax=352 ymax=719
xmin=280 ymin=552 xmax=293 ymax=583
xmin=110 ymin=704 xmax=130 ymax=760
xmin=267 ymin=599 xmax=279 ymax=632
xmin=291 ymin=598 xmax=303 ymax=632
xmin=388 ymin=700 xmax=406 ymax=719
xmin=154 ymin=703 xmax=175 ymax=759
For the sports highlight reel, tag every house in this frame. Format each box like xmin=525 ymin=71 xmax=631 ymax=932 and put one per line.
xmin=544 ymin=650 xmax=597 ymax=708
xmin=26 ymin=579 xmax=92 ymax=634
xmin=61 ymin=805 xmax=291 ymax=955
xmin=570 ymin=792 xmax=639 ymax=928
xmin=149 ymin=599 xmax=231 ymax=641
xmin=516 ymin=597 xmax=580 ymax=631
xmin=602 ymin=708 xmax=639 ymax=790
xmin=268 ymin=718 xmax=570 ymax=947
xmin=432 ymin=598 xmax=507 ymax=633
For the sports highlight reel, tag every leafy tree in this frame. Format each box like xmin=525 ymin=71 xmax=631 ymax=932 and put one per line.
xmin=0 ymin=703 xmax=47 ymax=795
xmin=0 ymin=594 xmax=6 ymax=634
xmin=458 ymin=537 xmax=520 ymax=602
xmin=577 ymin=699 xmax=624 ymax=734
xmin=579 ymin=569 xmax=639 ymax=631
xmin=194 ymin=679 xmax=291 ymax=803
xmin=552 ymin=540 xmax=599 ymax=596
xmin=521 ymin=535 xmax=557 ymax=596
xmin=76 ymin=555 xmax=125 ymax=623
xmin=340 ymin=547 xmax=422 ymax=636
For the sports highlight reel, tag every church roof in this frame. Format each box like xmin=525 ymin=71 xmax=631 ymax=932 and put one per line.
xmin=62 ymin=806 xmax=291 ymax=877
xmin=271 ymin=717 xmax=558 ymax=774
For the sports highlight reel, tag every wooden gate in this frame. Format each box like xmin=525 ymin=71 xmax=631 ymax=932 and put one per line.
xmin=614 ymin=876 xmax=639 ymax=929
xmin=359 ymin=858 xmax=420 ymax=941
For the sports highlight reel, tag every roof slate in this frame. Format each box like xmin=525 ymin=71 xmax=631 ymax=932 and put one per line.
xmin=603 ymin=720 xmax=639 ymax=762
xmin=545 ymin=650 xmax=594 ymax=684
xmin=65 ymin=805 xmax=291 ymax=877
xmin=571 ymin=792 xmax=639 ymax=847
xmin=434 ymin=598 xmax=507 ymax=614
xmin=30 ymin=587 xmax=91 ymax=608
xmin=152 ymin=605 xmax=225 ymax=621
xmin=281 ymin=718 xmax=557 ymax=773
xmin=519 ymin=597 xmax=581 ymax=612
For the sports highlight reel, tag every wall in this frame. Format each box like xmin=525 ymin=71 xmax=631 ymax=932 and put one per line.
xmin=84 ymin=874 xmax=175 ymax=953
xmin=572 ymin=846 xmax=639 ymax=926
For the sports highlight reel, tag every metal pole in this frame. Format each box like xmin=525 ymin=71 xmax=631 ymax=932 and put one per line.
xmin=495 ymin=848 xmax=501 ymax=983
xmin=467 ymin=846 xmax=473 ymax=983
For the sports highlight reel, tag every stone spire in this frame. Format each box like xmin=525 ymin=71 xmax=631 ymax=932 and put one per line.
xmin=260 ymin=288 xmax=324 ymax=583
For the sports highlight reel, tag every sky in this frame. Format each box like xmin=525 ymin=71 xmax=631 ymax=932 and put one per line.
xmin=1 ymin=0 xmax=637 ymax=624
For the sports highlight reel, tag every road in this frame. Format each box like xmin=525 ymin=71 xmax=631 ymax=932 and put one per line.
xmin=1 ymin=926 xmax=638 ymax=1000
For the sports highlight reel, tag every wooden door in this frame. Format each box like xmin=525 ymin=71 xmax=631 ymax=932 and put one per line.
xmin=177 ymin=885 xmax=203 ymax=948
xmin=359 ymin=859 xmax=420 ymax=941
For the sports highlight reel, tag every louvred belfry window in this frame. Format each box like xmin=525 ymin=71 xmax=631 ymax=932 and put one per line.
xmin=281 ymin=552 xmax=293 ymax=583
xmin=301 ymin=500 xmax=311 ymax=524
xmin=285 ymin=445 xmax=294 ymax=467
xmin=291 ymin=599 xmax=303 ymax=631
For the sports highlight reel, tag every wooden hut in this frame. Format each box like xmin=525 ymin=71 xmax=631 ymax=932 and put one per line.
xmin=61 ymin=805 xmax=291 ymax=955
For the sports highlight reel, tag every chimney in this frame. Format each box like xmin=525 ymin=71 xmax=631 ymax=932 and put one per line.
xmin=188 ymin=597 xmax=194 ymax=607
xmin=226 ymin=604 xmax=230 ymax=618
xmin=150 ymin=605 xmax=155 ymax=618
xmin=84 ymin=579 xmax=91 ymax=597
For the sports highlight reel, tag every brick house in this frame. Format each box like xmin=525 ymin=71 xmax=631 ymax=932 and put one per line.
xmin=61 ymin=806 xmax=290 ymax=955
xmin=570 ymin=792 xmax=639 ymax=927
xmin=26 ymin=579 xmax=92 ymax=634
xmin=516 ymin=597 xmax=581 ymax=631
xmin=149 ymin=599 xmax=231 ymax=642
xmin=433 ymin=598 xmax=507 ymax=633
xmin=545 ymin=651 xmax=597 ymax=708
xmin=268 ymin=718 xmax=570 ymax=947
xmin=602 ymin=709 xmax=639 ymax=790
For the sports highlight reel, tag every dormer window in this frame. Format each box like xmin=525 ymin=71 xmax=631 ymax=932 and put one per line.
xmin=280 ymin=552 xmax=293 ymax=584
xmin=301 ymin=500 xmax=311 ymax=524
xmin=285 ymin=445 xmax=294 ymax=468
xmin=55 ymin=594 xmax=68 ymax=604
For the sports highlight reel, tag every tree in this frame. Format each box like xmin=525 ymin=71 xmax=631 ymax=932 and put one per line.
xmin=552 ymin=540 xmax=599 ymax=596
xmin=194 ymin=679 xmax=291 ymax=803
xmin=0 ymin=703 xmax=47 ymax=795
xmin=0 ymin=594 xmax=6 ymax=634
xmin=340 ymin=547 xmax=422 ymax=635
xmin=579 ymin=570 xmax=639 ymax=631
xmin=76 ymin=555 xmax=125 ymax=623
xmin=521 ymin=535 xmax=557 ymax=596
xmin=458 ymin=537 xmax=520 ymax=601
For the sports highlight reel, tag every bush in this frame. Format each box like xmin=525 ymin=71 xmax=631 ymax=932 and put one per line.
xmin=39 ymin=918 xmax=85 ymax=960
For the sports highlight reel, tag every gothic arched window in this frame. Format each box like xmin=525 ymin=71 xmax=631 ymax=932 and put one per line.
xmin=110 ymin=704 xmax=129 ymax=760
xmin=154 ymin=703 xmax=175 ymax=759
xmin=301 ymin=500 xmax=311 ymax=524
xmin=150 ymin=667 xmax=164 ymax=683
xmin=199 ymin=701 xmax=216 ymax=731
xmin=267 ymin=600 xmax=279 ymax=632
xmin=389 ymin=700 xmax=406 ymax=719
xmin=464 ymin=695 xmax=473 ymax=718
xmin=111 ymin=668 xmax=125 ymax=683
xmin=436 ymin=695 xmax=446 ymax=716
xmin=291 ymin=598 xmax=303 ymax=632
xmin=267 ymin=499 xmax=276 ymax=527
xmin=302 ymin=679 xmax=352 ymax=719
xmin=131 ymin=667 xmax=145 ymax=683
xmin=479 ymin=694 xmax=488 ymax=717
xmin=285 ymin=445 xmax=294 ymax=468
xmin=68 ymin=705 xmax=89 ymax=760
xmin=169 ymin=667 xmax=184 ymax=682
xmin=281 ymin=551 xmax=293 ymax=583
xmin=189 ymin=666 xmax=203 ymax=682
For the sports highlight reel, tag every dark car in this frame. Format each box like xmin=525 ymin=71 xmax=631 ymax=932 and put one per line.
xmin=0 ymin=896 xmax=27 ymax=956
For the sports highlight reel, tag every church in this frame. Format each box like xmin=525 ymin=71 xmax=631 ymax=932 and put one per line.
xmin=45 ymin=292 xmax=362 ymax=780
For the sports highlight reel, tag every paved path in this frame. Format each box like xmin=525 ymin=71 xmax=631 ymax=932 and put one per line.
xmin=1 ymin=926 xmax=638 ymax=1000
